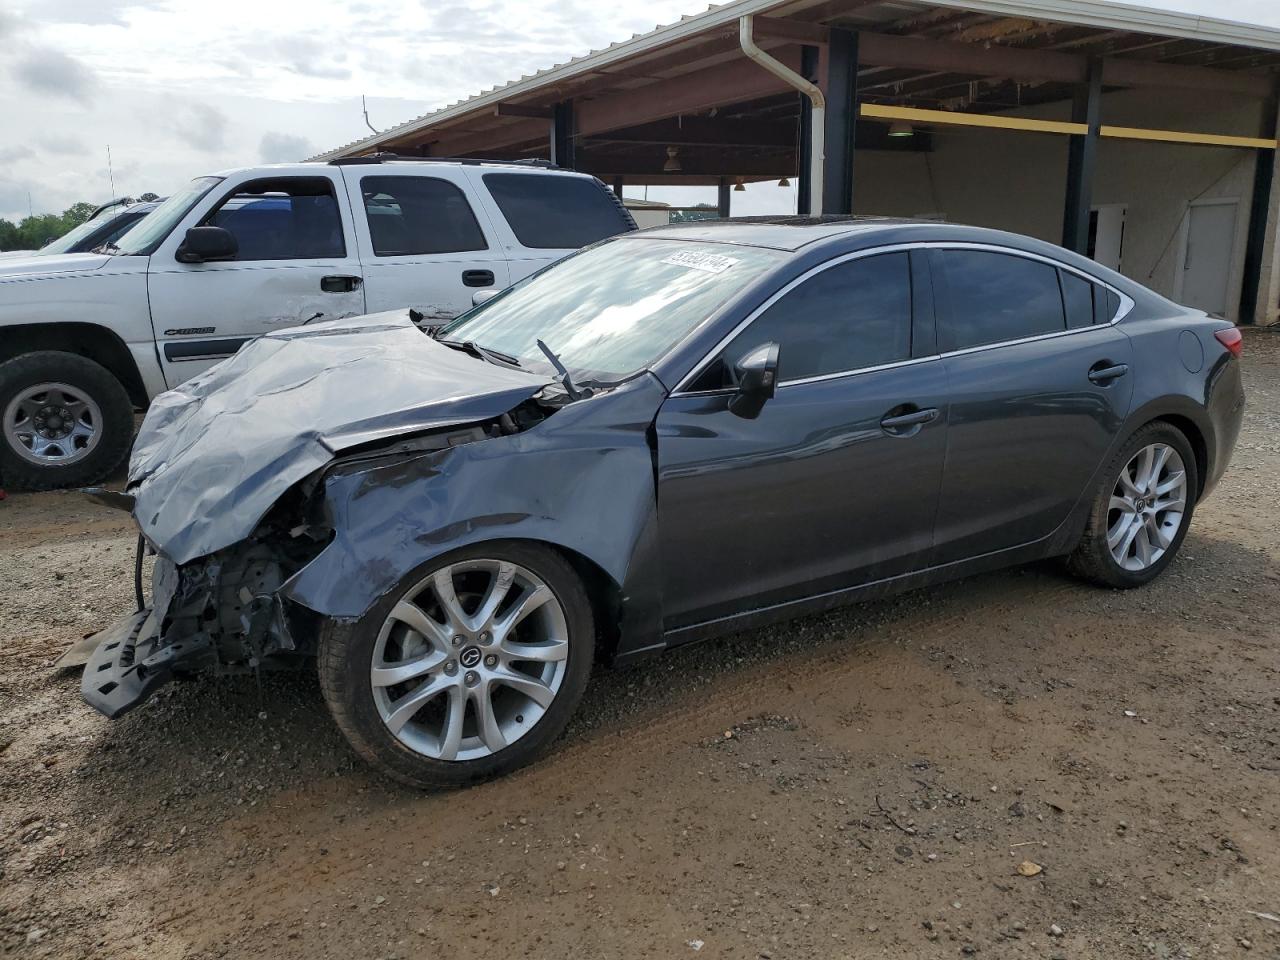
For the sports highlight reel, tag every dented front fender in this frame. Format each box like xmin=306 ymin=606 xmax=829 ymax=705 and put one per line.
xmin=280 ymin=373 xmax=668 ymax=659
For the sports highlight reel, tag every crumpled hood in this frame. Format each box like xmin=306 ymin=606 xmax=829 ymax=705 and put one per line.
xmin=0 ymin=252 xmax=110 ymax=279
xmin=130 ymin=310 xmax=551 ymax=564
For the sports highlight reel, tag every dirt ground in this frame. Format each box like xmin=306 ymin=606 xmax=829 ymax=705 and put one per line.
xmin=2 ymin=333 xmax=1279 ymax=960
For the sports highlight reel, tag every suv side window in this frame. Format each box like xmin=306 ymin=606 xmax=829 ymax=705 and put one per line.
xmin=697 ymin=252 xmax=913 ymax=388
xmin=205 ymin=177 xmax=345 ymax=261
xmin=482 ymin=173 xmax=632 ymax=249
xmin=361 ymin=176 xmax=487 ymax=256
xmin=937 ymin=250 xmax=1065 ymax=350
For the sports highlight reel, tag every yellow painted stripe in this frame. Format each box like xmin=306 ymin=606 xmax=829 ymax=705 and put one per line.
xmin=859 ymin=103 xmax=1086 ymax=136
xmin=1100 ymin=125 xmax=1278 ymax=149
xmin=859 ymin=103 xmax=1278 ymax=150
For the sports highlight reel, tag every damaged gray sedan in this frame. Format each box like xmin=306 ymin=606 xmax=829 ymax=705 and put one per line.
xmin=77 ymin=218 xmax=1243 ymax=788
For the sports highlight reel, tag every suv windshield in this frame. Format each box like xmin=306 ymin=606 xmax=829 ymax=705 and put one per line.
xmin=112 ymin=177 xmax=222 ymax=256
xmin=439 ymin=237 xmax=783 ymax=382
xmin=39 ymin=209 xmax=119 ymax=255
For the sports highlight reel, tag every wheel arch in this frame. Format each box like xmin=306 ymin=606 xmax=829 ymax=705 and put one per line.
xmin=1119 ymin=396 xmax=1212 ymax=502
xmin=0 ymin=322 xmax=148 ymax=408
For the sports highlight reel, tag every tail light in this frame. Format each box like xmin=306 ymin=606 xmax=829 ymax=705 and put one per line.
xmin=1214 ymin=327 xmax=1243 ymax=358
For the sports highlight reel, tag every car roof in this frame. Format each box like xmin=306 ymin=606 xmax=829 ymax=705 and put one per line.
xmin=633 ymin=216 xmax=1054 ymax=253
xmin=207 ymin=161 xmax=601 ymax=179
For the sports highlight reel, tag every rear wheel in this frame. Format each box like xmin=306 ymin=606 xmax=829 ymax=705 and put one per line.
xmin=317 ymin=541 xmax=594 ymax=789
xmin=1067 ymin=422 xmax=1198 ymax=588
xmin=0 ymin=351 xmax=135 ymax=490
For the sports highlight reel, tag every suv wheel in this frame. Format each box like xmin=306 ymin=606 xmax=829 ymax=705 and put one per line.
xmin=318 ymin=541 xmax=594 ymax=789
xmin=0 ymin=351 xmax=135 ymax=490
xmin=1067 ymin=421 xmax=1198 ymax=588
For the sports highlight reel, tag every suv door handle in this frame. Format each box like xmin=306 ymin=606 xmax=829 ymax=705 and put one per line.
xmin=880 ymin=406 xmax=939 ymax=435
xmin=462 ymin=269 xmax=495 ymax=288
xmin=1088 ymin=361 xmax=1129 ymax=385
xmin=321 ymin=275 xmax=362 ymax=293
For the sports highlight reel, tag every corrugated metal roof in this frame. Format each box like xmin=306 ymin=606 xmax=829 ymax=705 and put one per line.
xmin=312 ymin=0 xmax=1280 ymax=161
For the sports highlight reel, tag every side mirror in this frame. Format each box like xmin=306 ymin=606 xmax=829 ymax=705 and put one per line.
xmin=176 ymin=226 xmax=237 ymax=264
xmin=472 ymin=289 xmax=500 ymax=307
xmin=728 ymin=342 xmax=780 ymax=420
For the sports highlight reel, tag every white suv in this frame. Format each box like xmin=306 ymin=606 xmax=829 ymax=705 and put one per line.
xmin=0 ymin=157 xmax=635 ymax=489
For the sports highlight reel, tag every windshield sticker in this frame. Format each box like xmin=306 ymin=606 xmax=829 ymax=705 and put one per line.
xmin=661 ymin=251 xmax=739 ymax=274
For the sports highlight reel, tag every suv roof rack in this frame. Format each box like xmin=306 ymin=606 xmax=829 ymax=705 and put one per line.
xmin=329 ymin=152 xmax=561 ymax=170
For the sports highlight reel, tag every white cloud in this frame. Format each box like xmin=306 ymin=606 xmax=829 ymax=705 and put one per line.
xmin=12 ymin=47 xmax=96 ymax=102
xmin=168 ymin=102 xmax=231 ymax=153
xmin=0 ymin=0 xmax=1276 ymax=222
xmin=258 ymin=131 xmax=316 ymax=163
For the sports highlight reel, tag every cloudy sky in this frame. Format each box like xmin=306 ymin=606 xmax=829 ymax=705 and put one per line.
xmin=1 ymin=0 xmax=1279 ymax=222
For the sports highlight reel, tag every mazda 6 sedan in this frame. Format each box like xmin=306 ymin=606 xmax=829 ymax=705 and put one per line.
xmin=75 ymin=217 xmax=1244 ymax=788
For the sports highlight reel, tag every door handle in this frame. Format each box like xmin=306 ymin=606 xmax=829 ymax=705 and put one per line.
xmin=321 ymin=275 xmax=362 ymax=293
xmin=1088 ymin=361 xmax=1129 ymax=385
xmin=880 ymin=406 xmax=939 ymax=434
xmin=462 ymin=269 xmax=495 ymax=288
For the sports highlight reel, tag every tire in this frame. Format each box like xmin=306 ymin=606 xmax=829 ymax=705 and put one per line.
xmin=317 ymin=541 xmax=594 ymax=789
xmin=1067 ymin=421 xmax=1199 ymax=589
xmin=0 ymin=351 xmax=135 ymax=491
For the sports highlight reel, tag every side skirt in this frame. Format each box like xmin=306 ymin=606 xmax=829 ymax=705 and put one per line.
xmin=621 ymin=534 xmax=1066 ymax=663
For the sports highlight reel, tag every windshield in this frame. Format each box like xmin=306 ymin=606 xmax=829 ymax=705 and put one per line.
xmin=113 ymin=177 xmax=221 ymax=256
xmin=439 ymin=237 xmax=783 ymax=382
xmin=39 ymin=209 xmax=119 ymax=255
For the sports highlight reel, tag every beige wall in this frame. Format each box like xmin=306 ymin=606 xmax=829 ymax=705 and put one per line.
xmin=849 ymin=87 xmax=1272 ymax=322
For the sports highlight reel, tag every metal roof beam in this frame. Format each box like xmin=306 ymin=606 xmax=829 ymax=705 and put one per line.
xmin=858 ymin=30 xmax=1275 ymax=96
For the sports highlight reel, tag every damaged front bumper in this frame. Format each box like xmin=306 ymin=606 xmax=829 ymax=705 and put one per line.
xmin=80 ymin=607 xmax=213 ymax=719
xmin=75 ymin=514 xmax=322 ymax=719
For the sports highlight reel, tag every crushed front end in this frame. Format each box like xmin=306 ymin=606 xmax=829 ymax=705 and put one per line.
xmin=81 ymin=492 xmax=331 ymax=718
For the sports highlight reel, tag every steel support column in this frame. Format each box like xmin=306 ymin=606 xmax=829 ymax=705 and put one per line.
xmin=612 ymin=176 xmax=624 ymax=199
xmin=1062 ymin=59 xmax=1103 ymax=255
xmin=717 ymin=178 xmax=731 ymax=218
xmin=823 ymin=28 xmax=858 ymax=216
xmin=796 ymin=45 xmax=819 ymax=216
xmin=1240 ymin=89 xmax=1280 ymax=325
xmin=552 ymin=100 xmax=575 ymax=168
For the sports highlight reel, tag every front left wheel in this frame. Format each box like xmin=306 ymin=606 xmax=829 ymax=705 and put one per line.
xmin=0 ymin=351 xmax=135 ymax=490
xmin=317 ymin=541 xmax=594 ymax=789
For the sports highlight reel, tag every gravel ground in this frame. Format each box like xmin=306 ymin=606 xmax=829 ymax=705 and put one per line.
xmin=2 ymin=330 xmax=1279 ymax=960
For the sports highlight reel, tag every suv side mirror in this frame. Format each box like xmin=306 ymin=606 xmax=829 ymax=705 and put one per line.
xmin=176 ymin=226 xmax=238 ymax=264
xmin=728 ymin=342 xmax=780 ymax=420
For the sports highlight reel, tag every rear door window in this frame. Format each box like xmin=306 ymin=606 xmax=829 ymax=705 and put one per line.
xmin=937 ymin=250 xmax=1066 ymax=350
xmin=361 ymin=175 xmax=488 ymax=256
xmin=482 ymin=173 xmax=632 ymax=249
xmin=1060 ymin=270 xmax=1096 ymax=329
xmin=205 ymin=178 xmax=345 ymax=261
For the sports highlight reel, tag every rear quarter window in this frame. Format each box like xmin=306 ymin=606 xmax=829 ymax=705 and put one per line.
xmin=482 ymin=173 xmax=632 ymax=249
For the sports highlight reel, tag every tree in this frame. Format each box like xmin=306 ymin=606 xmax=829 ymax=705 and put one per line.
xmin=63 ymin=202 xmax=98 ymax=227
xmin=0 ymin=200 xmax=108 ymax=252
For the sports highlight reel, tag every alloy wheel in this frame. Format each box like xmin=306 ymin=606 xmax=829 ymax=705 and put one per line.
xmin=370 ymin=559 xmax=570 ymax=762
xmin=1106 ymin=442 xmax=1188 ymax=572
xmin=3 ymin=382 xmax=102 ymax=466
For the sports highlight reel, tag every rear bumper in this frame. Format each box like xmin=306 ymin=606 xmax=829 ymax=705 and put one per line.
xmin=80 ymin=607 xmax=211 ymax=719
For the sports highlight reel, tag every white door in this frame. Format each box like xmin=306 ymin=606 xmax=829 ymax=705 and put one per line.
xmin=1178 ymin=200 xmax=1238 ymax=317
xmin=1089 ymin=204 xmax=1126 ymax=272
xmin=148 ymin=171 xmax=366 ymax=386
xmin=339 ymin=167 xmax=509 ymax=324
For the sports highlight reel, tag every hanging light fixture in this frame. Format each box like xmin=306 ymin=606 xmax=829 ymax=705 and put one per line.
xmin=663 ymin=146 xmax=682 ymax=172
xmin=888 ymin=120 xmax=915 ymax=138
xmin=733 ymin=176 xmax=746 ymax=192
